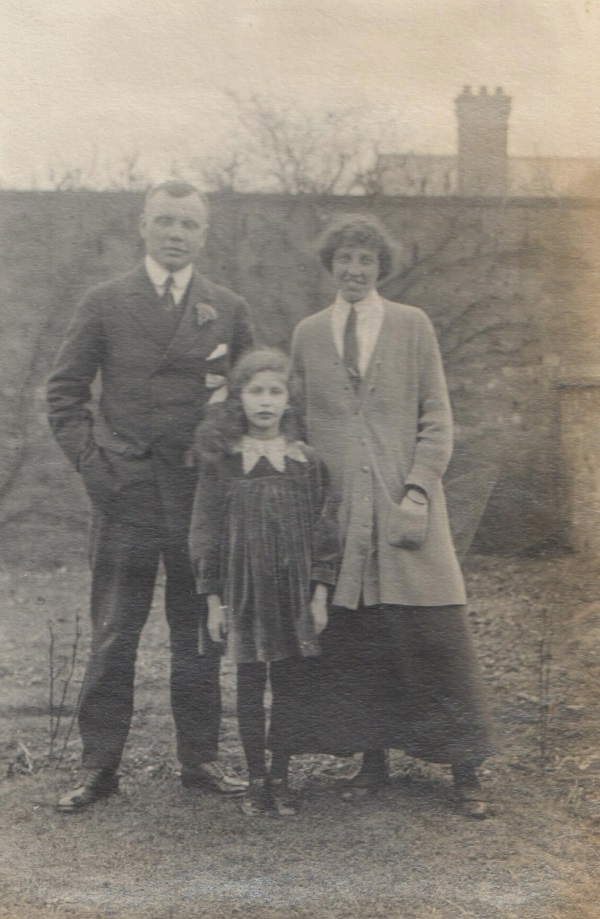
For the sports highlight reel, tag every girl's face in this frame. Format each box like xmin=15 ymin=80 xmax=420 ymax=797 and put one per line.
xmin=240 ymin=370 xmax=289 ymax=439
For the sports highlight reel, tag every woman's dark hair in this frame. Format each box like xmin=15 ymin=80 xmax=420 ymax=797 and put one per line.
xmin=316 ymin=213 xmax=397 ymax=281
xmin=193 ymin=348 xmax=302 ymax=463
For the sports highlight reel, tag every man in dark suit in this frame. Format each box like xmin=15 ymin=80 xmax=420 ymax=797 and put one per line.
xmin=48 ymin=181 xmax=254 ymax=811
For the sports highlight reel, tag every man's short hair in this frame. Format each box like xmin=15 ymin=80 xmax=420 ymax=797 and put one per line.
xmin=316 ymin=213 xmax=397 ymax=281
xmin=144 ymin=180 xmax=209 ymax=216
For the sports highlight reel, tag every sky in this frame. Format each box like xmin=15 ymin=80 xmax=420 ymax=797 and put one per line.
xmin=1 ymin=0 xmax=599 ymax=187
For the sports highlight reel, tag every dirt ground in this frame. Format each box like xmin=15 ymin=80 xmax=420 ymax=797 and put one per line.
xmin=2 ymin=549 xmax=600 ymax=919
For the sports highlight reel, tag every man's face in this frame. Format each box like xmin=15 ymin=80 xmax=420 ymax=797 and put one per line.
xmin=331 ymin=245 xmax=380 ymax=303
xmin=139 ymin=190 xmax=208 ymax=271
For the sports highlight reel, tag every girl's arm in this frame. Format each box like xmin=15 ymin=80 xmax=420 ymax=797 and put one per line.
xmin=309 ymin=457 xmax=340 ymax=588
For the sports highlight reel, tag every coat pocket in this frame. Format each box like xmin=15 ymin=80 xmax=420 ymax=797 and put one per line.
xmin=386 ymin=495 xmax=429 ymax=550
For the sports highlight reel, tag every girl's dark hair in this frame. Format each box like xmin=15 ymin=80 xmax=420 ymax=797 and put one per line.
xmin=316 ymin=213 xmax=397 ymax=281
xmin=193 ymin=348 xmax=302 ymax=463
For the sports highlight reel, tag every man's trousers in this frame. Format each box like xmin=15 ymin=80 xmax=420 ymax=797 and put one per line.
xmin=78 ymin=508 xmax=221 ymax=771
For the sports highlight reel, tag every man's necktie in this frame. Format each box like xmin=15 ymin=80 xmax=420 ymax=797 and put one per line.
xmin=343 ymin=306 xmax=360 ymax=391
xmin=162 ymin=275 xmax=176 ymax=312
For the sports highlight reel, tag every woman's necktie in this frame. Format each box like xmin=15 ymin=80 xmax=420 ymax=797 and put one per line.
xmin=343 ymin=306 xmax=360 ymax=391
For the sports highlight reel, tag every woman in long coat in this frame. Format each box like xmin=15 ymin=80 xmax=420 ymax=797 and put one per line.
xmin=291 ymin=214 xmax=492 ymax=818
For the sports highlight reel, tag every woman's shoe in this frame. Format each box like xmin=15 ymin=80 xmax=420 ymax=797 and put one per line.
xmin=237 ymin=779 xmax=270 ymax=817
xmin=340 ymin=751 xmax=389 ymax=800
xmin=269 ymin=778 xmax=301 ymax=817
xmin=451 ymin=762 xmax=494 ymax=819
xmin=454 ymin=782 xmax=494 ymax=820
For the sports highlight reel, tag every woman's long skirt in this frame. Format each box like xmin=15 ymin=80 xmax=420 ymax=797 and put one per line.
xmin=285 ymin=603 xmax=492 ymax=766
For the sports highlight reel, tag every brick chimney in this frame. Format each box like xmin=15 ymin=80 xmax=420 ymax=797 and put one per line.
xmin=455 ymin=85 xmax=511 ymax=196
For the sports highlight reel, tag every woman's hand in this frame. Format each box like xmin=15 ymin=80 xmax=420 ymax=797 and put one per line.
xmin=310 ymin=583 xmax=329 ymax=635
xmin=207 ymin=595 xmax=228 ymax=644
xmin=387 ymin=488 xmax=429 ymax=550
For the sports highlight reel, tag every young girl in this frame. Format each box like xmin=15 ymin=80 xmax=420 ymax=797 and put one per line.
xmin=189 ymin=349 xmax=338 ymax=816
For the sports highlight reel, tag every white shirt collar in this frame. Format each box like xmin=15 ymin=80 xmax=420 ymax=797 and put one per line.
xmin=145 ymin=255 xmax=194 ymax=297
xmin=330 ymin=289 xmax=384 ymax=376
xmin=332 ymin=288 xmax=383 ymax=316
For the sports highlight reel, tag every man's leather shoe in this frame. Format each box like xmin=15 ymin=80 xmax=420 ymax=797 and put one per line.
xmin=181 ymin=762 xmax=246 ymax=795
xmin=56 ymin=769 xmax=119 ymax=813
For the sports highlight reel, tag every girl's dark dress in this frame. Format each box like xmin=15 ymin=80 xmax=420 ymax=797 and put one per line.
xmin=189 ymin=436 xmax=339 ymax=755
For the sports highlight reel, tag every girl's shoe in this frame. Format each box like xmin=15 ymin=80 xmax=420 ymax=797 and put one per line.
xmin=238 ymin=779 xmax=270 ymax=816
xmin=269 ymin=778 xmax=301 ymax=817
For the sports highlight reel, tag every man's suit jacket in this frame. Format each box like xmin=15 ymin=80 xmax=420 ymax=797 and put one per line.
xmin=291 ymin=299 xmax=466 ymax=608
xmin=48 ymin=264 xmax=254 ymax=530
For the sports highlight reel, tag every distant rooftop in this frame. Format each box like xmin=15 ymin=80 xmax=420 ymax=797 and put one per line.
xmin=377 ymin=153 xmax=600 ymax=196
xmin=377 ymin=86 xmax=600 ymax=197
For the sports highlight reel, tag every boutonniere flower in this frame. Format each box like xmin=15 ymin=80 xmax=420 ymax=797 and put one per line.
xmin=194 ymin=303 xmax=218 ymax=326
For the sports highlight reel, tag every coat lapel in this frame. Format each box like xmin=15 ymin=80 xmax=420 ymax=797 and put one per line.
xmin=320 ymin=306 xmax=341 ymax=364
xmin=161 ymin=270 xmax=221 ymax=367
xmin=124 ymin=266 xmax=222 ymax=367
xmin=125 ymin=266 xmax=171 ymax=347
xmin=322 ymin=299 xmax=388 ymax=401
xmin=360 ymin=300 xmax=391 ymax=398
xmin=317 ymin=305 xmax=362 ymax=397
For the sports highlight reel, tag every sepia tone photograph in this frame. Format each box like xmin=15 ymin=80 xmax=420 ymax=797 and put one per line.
xmin=1 ymin=1 xmax=600 ymax=916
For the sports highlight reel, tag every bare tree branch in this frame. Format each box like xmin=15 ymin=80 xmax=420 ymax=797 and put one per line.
xmin=188 ymin=92 xmax=392 ymax=195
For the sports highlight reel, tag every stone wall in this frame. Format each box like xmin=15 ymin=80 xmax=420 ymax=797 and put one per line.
xmin=0 ymin=190 xmax=595 ymax=555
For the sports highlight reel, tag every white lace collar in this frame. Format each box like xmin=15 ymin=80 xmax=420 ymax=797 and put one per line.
xmin=235 ymin=436 xmax=307 ymax=473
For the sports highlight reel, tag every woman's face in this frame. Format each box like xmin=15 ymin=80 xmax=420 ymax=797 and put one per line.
xmin=331 ymin=245 xmax=380 ymax=303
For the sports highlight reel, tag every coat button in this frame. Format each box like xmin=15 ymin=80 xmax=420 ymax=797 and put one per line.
xmin=362 ymin=465 xmax=369 ymax=473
